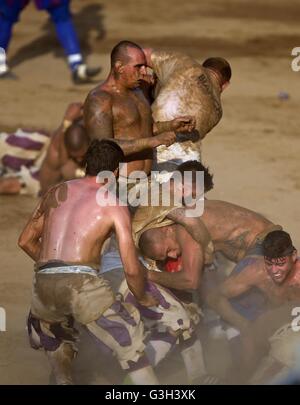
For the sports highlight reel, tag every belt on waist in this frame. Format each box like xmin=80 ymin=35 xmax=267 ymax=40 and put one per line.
xmin=36 ymin=265 xmax=98 ymax=277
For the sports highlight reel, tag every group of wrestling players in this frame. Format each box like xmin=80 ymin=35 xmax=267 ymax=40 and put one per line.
xmin=15 ymin=41 xmax=300 ymax=385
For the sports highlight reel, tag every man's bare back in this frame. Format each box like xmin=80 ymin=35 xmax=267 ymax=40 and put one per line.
xmin=38 ymin=179 xmax=124 ymax=268
xmin=201 ymin=200 xmax=277 ymax=262
xmin=39 ymin=102 xmax=88 ymax=195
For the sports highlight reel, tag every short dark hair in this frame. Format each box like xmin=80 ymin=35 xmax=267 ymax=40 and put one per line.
xmin=84 ymin=139 xmax=125 ymax=176
xmin=139 ymin=228 xmax=166 ymax=258
xmin=111 ymin=40 xmax=143 ymax=67
xmin=176 ymin=160 xmax=214 ymax=193
xmin=263 ymin=230 xmax=295 ymax=259
xmin=64 ymin=120 xmax=88 ymax=152
xmin=202 ymin=57 xmax=232 ymax=84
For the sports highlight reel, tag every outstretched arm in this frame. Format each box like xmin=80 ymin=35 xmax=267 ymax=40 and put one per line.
xmin=148 ymin=225 xmax=204 ymax=290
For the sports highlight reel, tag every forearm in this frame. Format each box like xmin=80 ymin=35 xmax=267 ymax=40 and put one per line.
xmin=153 ymin=121 xmax=173 ymax=135
xmin=115 ymin=137 xmax=155 ymax=156
xmin=148 ymin=270 xmax=195 ymax=290
xmin=125 ymin=272 xmax=147 ymax=301
xmin=207 ymin=292 xmax=250 ymax=332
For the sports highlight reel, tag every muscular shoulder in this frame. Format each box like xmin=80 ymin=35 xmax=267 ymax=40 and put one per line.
xmin=151 ymin=50 xmax=197 ymax=82
xmin=108 ymin=204 xmax=131 ymax=230
xmin=84 ymin=87 xmax=113 ymax=113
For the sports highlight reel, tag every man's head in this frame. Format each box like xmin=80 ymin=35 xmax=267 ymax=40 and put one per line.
xmin=85 ymin=139 xmax=125 ymax=176
xmin=171 ymin=160 xmax=214 ymax=202
xmin=64 ymin=120 xmax=89 ymax=166
xmin=139 ymin=226 xmax=181 ymax=261
xmin=263 ymin=230 xmax=297 ymax=285
xmin=202 ymin=57 xmax=231 ymax=92
xmin=110 ymin=40 xmax=147 ymax=88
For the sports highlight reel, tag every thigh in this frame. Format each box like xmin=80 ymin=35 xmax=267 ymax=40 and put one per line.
xmin=120 ymin=279 xmax=201 ymax=339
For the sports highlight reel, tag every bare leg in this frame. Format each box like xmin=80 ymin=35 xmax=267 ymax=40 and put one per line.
xmin=0 ymin=177 xmax=21 ymax=194
xmin=46 ymin=343 xmax=76 ymax=385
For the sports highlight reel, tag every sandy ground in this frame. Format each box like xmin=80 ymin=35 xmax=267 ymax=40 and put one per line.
xmin=0 ymin=0 xmax=300 ymax=384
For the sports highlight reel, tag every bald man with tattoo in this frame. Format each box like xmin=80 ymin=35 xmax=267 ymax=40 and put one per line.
xmin=83 ymin=40 xmax=195 ymax=178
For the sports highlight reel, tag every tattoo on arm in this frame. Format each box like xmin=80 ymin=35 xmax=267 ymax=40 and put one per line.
xmin=115 ymin=137 xmax=153 ymax=156
xmin=84 ymin=93 xmax=114 ymax=140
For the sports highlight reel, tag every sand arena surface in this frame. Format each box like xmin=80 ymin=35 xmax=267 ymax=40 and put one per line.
xmin=0 ymin=0 xmax=300 ymax=384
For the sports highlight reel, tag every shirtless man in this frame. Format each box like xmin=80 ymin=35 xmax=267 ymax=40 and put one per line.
xmin=133 ymin=194 xmax=282 ymax=291
xmin=206 ymin=231 xmax=300 ymax=382
xmin=18 ymin=139 xmax=158 ymax=385
xmin=39 ymin=102 xmax=89 ymax=195
xmin=83 ymin=40 xmax=195 ymax=178
xmin=0 ymin=102 xmax=88 ymax=196
xmin=142 ymin=48 xmax=231 ymax=180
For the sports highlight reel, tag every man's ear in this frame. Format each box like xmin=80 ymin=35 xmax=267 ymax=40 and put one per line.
xmin=292 ymin=249 xmax=298 ymax=262
xmin=115 ymin=61 xmax=124 ymax=74
xmin=221 ymin=81 xmax=230 ymax=92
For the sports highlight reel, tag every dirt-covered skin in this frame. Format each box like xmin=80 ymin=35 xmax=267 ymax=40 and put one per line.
xmin=0 ymin=0 xmax=300 ymax=384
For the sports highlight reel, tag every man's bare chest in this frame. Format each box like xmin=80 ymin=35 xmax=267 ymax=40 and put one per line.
xmin=261 ymin=279 xmax=300 ymax=305
xmin=111 ymin=91 xmax=152 ymax=131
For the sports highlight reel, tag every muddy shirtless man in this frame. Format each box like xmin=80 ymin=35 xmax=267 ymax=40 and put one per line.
xmin=142 ymin=48 xmax=231 ymax=180
xmin=132 ymin=177 xmax=282 ymax=290
xmin=207 ymin=230 xmax=300 ymax=383
xmin=83 ymin=40 xmax=195 ymax=178
xmin=18 ymin=139 xmax=158 ymax=385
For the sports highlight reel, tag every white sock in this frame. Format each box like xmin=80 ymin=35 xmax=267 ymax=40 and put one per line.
xmin=128 ymin=366 xmax=159 ymax=385
xmin=0 ymin=48 xmax=8 ymax=74
xmin=181 ymin=339 xmax=207 ymax=382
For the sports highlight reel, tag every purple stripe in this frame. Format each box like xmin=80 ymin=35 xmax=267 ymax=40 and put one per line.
xmin=6 ymin=134 xmax=45 ymax=151
xmin=145 ymin=282 xmax=171 ymax=309
xmin=95 ymin=315 xmax=132 ymax=347
xmin=125 ymin=293 xmax=163 ymax=320
xmin=2 ymin=155 xmax=34 ymax=170
xmin=110 ymin=301 xmax=137 ymax=327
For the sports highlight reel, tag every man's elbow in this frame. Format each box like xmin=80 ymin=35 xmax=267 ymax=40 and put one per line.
xmin=18 ymin=235 xmax=27 ymax=251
